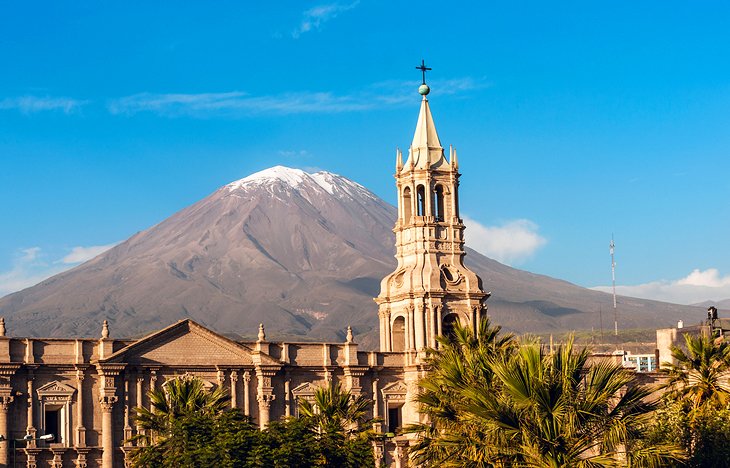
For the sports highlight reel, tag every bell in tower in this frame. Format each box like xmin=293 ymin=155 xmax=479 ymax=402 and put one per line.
xmin=375 ymin=68 xmax=489 ymax=355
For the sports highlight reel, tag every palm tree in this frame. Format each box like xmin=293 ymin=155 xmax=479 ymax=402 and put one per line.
xmin=298 ymin=382 xmax=373 ymax=434
xmin=408 ymin=317 xmax=516 ymax=466
xmin=661 ymin=333 xmax=730 ymax=412
xmin=297 ymin=383 xmax=376 ymax=468
xmin=133 ymin=375 xmax=230 ymax=438
xmin=128 ymin=375 xmax=230 ymax=467
xmin=410 ymin=319 xmax=684 ymax=467
xmin=470 ymin=340 xmax=683 ymax=467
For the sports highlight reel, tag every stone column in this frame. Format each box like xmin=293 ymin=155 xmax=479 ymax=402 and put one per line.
xmin=371 ymin=374 xmax=381 ymax=432
xmin=284 ymin=374 xmax=291 ymax=418
xmin=97 ymin=364 xmax=123 ymax=468
xmin=255 ymin=367 xmax=277 ymax=429
xmin=384 ymin=310 xmax=392 ymax=351
xmin=0 ymin=392 xmax=14 ymax=467
xmin=100 ymin=395 xmax=118 ymax=468
xmin=26 ymin=373 xmax=37 ymax=443
xmin=135 ymin=374 xmax=143 ymax=435
xmin=407 ymin=306 xmax=416 ymax=351
xmin=123 ymin=376 xmax=133 ymax=445
xmin=418 ymin=303 xmax=427 ymax=350
xmin=243 ymin=371 xmax=251 ymax=416
xmin=148 ymin=370 xmax=158 ymax=411
xmin=229 ymin=371 xmax=238 ymax=409
xmin=75 ymin=367 xmax=87 ymax=446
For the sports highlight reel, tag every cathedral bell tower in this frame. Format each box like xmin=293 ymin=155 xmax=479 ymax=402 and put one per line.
xmin=375 ymin=76 xmax=489 ymax=354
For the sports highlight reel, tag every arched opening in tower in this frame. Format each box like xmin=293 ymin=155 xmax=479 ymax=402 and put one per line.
xmin=403 ymin=186 xmax=412 ymax=222
xmin=392 ymin=316 xmax=406 ymax=352
xmin=416 ymin=185 xmax=426 ymax=216
xmin=434 ymin=184 xmax=445 ymax=221
xmin=442 ymin=313 xmax=460 ymax=341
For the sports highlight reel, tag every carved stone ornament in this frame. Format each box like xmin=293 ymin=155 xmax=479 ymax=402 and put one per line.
xmin=100 ymin=395 xmax=118 ymax=412
xmin=36 ymin=380 xmax=76 ymax=401
xmin=380 ymin=381 xmax=408 ymax=402
xmin=291 ymin=382 xmax=321 ymax=403
xmin=440 ymin=264 xmax=463 ymax=285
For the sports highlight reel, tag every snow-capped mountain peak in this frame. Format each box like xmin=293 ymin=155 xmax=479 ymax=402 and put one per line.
xmin=225 ymin=165 xmax=377 ymax=201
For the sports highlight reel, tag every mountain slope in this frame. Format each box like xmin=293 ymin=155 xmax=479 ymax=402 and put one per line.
xmin=0 ymin=166 xmax=705 ymax=347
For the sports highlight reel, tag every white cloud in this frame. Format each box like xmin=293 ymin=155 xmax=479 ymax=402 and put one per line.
xmin=292 ymin=1 xmax=359 ymax=38
xmin=0 ymin=248 xmax=65 ymax=297
xmin=463 ymin=217 xmax=547 ymax=265
xmin=0 ymin=243 xmax=117 ymax=297
xmin=591 ymin=268 xmax=730 ymax=305
xmin=0 ymin=95 xmax=87 ymax=114
xmin=61 ymin=244 xmax=116 ymax=264
xmin=107 ymin=77 xmax=487 ymax=118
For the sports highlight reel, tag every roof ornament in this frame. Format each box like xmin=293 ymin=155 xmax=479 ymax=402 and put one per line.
xmin=416 ymin=59 xmax=431 ymax=96
xmin=346 ymin=326 xmax=354 ymax=343
xmin=101 ymin=320 xmax=110 ymax=339
xmin=0 ymin=317 xmax=5 ymax=337
xmin=258 ymin=323 xmax=266 ymax=342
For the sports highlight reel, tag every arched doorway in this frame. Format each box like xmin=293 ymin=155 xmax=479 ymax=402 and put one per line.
xmin=392 ymin=316 xmax=406 ymax=351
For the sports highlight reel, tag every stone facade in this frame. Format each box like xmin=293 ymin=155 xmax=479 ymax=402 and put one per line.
xmin=0 ymin=84 xmax=487 ymax=467
xmin=0 ymin=320 xmax=413 ymax=467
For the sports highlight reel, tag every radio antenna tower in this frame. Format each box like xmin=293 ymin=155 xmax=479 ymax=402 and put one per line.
xmin=610 ymin=236 xmax=618 ymax=337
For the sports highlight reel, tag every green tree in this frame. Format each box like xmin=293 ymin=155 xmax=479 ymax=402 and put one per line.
xmin=648 ymin=333 xmax=730 ymax=467
xmin=297 ymin=382 xmax=376 ymax=468
xmin=127 ymin=375 xmax=235 ymax=467
xmin=408 ymin=317 xmax=516 ymax=465
xmin=410 ymin=318 xmax=684 ymax=467
xmin=662 ymin=333 xmax=730 ymax=412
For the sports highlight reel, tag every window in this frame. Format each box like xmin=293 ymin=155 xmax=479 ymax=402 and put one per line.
xmin=416 ymin=185 xmax=426 ymax=216
xmin=36 ymin=380 xmax=76 ymax=446
xmin=380 ymin=382 xmax=407 ymax=434
xmin=388 ymin=405 xmax=403 ymax=433
xmin=402 ymin=187 xmax=412 ymax=222
xmin=442 ymin=313 xmax=459 ymax=341
xmin=391 ymin=316 xmax=405 ymax=352
xmin=44 ymin=407 xmax=61 ymax=443
xmin=434 ymin=185 xmax=445 ymax=221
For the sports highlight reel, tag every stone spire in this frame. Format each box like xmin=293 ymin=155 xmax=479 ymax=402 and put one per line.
xmin=410 ymin=95 xmax=441 ymax=151
xmin=0 ymin=317 xmax=5 ymax=337
xmin=402 ymin=80 xmax=448 ymax=172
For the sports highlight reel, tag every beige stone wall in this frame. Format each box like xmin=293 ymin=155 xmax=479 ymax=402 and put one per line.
xmin=0 ymin=323 xmax=409 ymax=468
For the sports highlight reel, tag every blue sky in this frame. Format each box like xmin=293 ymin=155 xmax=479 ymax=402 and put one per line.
xmin=1 ymin=1 xmax=730 ymax=304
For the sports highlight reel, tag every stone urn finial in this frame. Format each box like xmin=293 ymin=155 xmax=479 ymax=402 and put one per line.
xmin=101 ymin=320 xmax=110 ymax=339
xmin=0 ymin=317 xmax=5 ymax=337
xmin=258 ymin=323 xmax=266 ymax=342
xmin=346 ymin=326 xmax=353 ymax=343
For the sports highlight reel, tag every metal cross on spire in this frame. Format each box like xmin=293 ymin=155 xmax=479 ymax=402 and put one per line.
xmin=416 ymin=59 xmax=432 ymax=85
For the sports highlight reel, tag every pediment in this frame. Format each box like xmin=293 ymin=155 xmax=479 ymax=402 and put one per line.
xmin=37 ymin=380 xmax=76 ymax=396
xmin=381 ymin=381 xmax=407 ymax=395
xmin=99 ymin=319 xmax=279 ymax=367
xmin=291 ymin=382 xmax=322 ymax=396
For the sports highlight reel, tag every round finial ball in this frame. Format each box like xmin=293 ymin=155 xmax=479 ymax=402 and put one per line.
xmin=418 ymin=84 xmax=430 ymax=95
